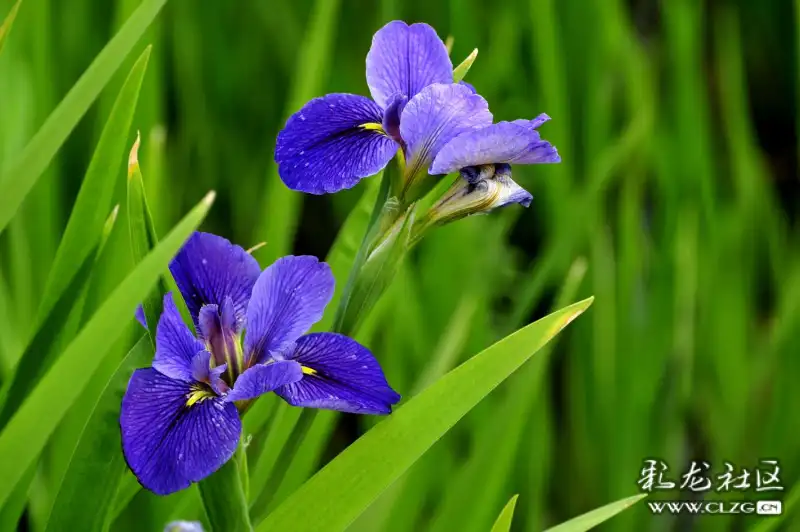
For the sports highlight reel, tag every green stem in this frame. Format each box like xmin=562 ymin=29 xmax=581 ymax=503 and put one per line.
xmin=199 ymin=440 xmax=252 ymax=532
xmin=331 ymin=164 xmax=395 ymax=335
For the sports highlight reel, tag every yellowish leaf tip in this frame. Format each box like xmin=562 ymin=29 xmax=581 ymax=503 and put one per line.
xmin=203 ymin=190 xmax=217 ymax=207
xmin=108 ymin=204 xmax=120 ymax=223
xmin=468 ymin=47 xmax=478 ymax=61
xmin=246 ymin=242 xmax=267 ymax=255
xmin=128 ymin=131 xmax=141 ymax=177
xmin=445 ymin=35 xmax=454 ymax=54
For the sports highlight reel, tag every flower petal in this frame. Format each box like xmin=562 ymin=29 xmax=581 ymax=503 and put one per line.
xmin=366 ymin=21 xmax=453 ymax=109
xmin=244 ymin=256 xmax=335 ymax=364
xmin=430 ymin=121 xmax=560 ymax=175
xmin=153 ymin=293 xmax=207 ymax=382
xmin=400 ymin=83 xmax=493 ymax=178
xmin=276 ymin=332 xmax=401 ymax=415
xmin=169 ymin=232 xmax=261 ymax=331
xmin=120 ymin=368 xmax=241 ymax=495
xmin=275 ymin=93 xmax=397 ymax=194
xmin=225 ymin=360 xmax=303 ymax=402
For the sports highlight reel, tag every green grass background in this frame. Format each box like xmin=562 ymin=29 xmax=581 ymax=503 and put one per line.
xmin=0 ymin=0 xmax=798 ymax=530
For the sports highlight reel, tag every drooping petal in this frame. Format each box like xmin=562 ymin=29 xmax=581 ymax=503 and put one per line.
xmin=275 ymin=332 xmax=401 ymax=415
xmin=120 ymin=368 xmax=241 ymax=495
xmin=244 ymin=256 xmax=335 ymax=365
xmin=430 ymin=121 xmax=560 ymax=175
xmin=169 ymin=232 xmax=261 ymax=331
xmin=225 ymin=360 xmax=303 ymax=402
xmin=275 ymin=93 xmax=398 ymax=195
xmin=153 ymin=293 xmax=207 ymax=382
xmin=366 ymin=21 xmax=453 ymax=109
xmin=400 ymin=83 xmax=493 ymax=179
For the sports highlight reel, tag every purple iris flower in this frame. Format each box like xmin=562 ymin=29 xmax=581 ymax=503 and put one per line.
xmin=121 ymin=232 xmax=400 ymax=495
xmin=275 ymin=20 xmax=493 ymax=195
xmin=428 ymin=115 xmax=561 ymax=213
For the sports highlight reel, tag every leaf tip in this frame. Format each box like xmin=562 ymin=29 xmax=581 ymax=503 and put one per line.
xmin=202 ymin=190 xmax=217 ymax=207
xmin=246 ymin=242 xmax=266 ymax=255
xmin=108 ymin=204 xmax=120 ymax=224
xmin=128 ymin=131 xmax=141 ymax=177
xmin=445 ymin=35 xmax=454 ymax=54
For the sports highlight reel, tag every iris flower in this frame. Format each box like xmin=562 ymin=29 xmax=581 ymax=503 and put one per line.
xmin=425 ymin=115 xmax=560 ymax=222
xmin=275 ymin=20 xmax=492 ymax=196
xmin=121 ymin=232 xmax=400 ymax=495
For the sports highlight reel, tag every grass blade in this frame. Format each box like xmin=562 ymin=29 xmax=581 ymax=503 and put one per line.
xmin=256 ymin=297 xmax=593 ymax=531
xmin=0 ymin=0 xmax=21 ymax=56
xmin=0 ymin=0 xmax=167 ymax=236
xmin=543 ymin=494 xmax=647 ymax=532
xmin=489 ymin=495 xmax=519 ymax=532
xmin=0 ymin=190 xmax=214 ymax=509
xmin=44 ymin=336 xmax=152 ymax=532
xmin=37 ymin=47 xmax=151 ymax=323
xmin=254 ymin=0 xmax=341 ymax=266
xmin=126 ymin=133 xmax=162 ymax=342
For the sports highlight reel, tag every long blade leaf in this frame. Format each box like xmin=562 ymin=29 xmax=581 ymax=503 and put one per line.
xmin=37 ymin=47 xmax=151 ymax=323
xmin=0 ymin=0 xmax=21 ymax=56
xmin=0 ymin=0 xmax=167 ymax=235
xmin=543 ymin=494 xmax=647 ymax=532
xmin=256 ymin=297 xmax=594 ymax=531
xmin=0 ymin=190 xmax=214 ymax=509
xmin=489 ymin=495 xmax=519 ymax=532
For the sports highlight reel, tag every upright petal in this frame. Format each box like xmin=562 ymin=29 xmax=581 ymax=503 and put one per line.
xmin=244 ymin=256 xmax=335 ymax=364
xmin=276 ymin=333 xmax=401 ymax=415
xmin=430 ymin=121 xmax=560 ymax=175
xmin=400 ymin=83 xmax=493 ymax=181
xmin=153 ymin=293 xmax=207 ymax=382
xmin=366 ymin=21 xmax=453 ymax=109
xmin=275 ymin=93 xmax=397 ymax=194
xmin=169 ymin=232 xmax=261 ymax=330
xmin=225 ymin=360 xmax=303 ymax=402
xmin=120 ymin=369 xmax=241 ymax=495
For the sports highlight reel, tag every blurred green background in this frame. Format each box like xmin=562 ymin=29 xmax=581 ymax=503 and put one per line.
xmin=1 ymin=0 xmax=798 ymax=530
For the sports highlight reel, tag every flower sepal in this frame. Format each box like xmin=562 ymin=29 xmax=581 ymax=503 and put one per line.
xmin=415 ymin=163 xmax=532 ymax=237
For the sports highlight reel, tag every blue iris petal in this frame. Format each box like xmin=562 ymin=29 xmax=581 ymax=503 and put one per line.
xmin=121 ymin=232 xmax=400 ymax=495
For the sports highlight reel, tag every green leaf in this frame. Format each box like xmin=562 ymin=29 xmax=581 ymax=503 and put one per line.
xmin=256 ymin=297 xmax=593 ymax=531
xmin=126 ymin=133 xmax=162 ymax=343
xmin=542 ymin=494 xmax=647 ymax=532
xmin=0 ymin=0 xmax=167 ymax=236
xmin=37 ymin=47 xmax=151 ymax=324
xmin=452 ymin=48 xmax=478 ymax=83
xmin=254 ymin=0 xmax=342 ymax=266
xmin=0 ymin=207 xmax=119 ymax=429
xmin=198 ymin=444 xmax=252 ymax=532
xmin=0 ymin=191 xmax=214 ymax=510
xmin=0 ymin=0 xmax=21 ymax=56
xmin=44 ymin=336 xmax=152 ymax=532
xmin=490 ymin=494 xmax=519 ymax=532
